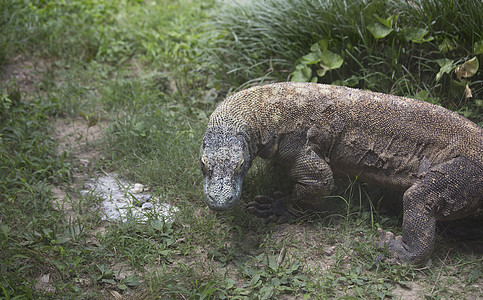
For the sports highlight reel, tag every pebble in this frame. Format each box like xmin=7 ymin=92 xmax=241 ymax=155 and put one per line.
xmin=131 ymin=183 xmax=144 ymax=194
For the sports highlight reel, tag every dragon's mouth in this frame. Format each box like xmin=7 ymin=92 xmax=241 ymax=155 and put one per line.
xmin=205 ymin=198 xmax=237 ymax=211
xmin=203 ymin=179 xmax=242 ymax=211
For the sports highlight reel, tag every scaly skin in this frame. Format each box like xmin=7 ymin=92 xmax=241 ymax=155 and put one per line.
xmin=200 ymin=82 xmax=483 ymax=265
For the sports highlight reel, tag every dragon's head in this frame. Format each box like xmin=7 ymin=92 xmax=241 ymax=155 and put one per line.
xmin=200 ymin=129 xmax=252 ymax=211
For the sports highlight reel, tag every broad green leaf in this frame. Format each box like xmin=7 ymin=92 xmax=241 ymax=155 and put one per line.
xmin=291 ymin=64 xmax=312 ymax=82
xmin=435 ymin=58 xmax=454 ymax=81
xmin=449 ymin=79 xmax=466 ymax=98
xmin=344 ymin=75 xmax=360 ymax=87
xmin=374 ymin=14 xmax=398 ymax=28
xmin=456 ymin=57 xmax=479 ymax=79
xmin=289 ymin=261 xmax=301 ymax=273
xmin=436 ymin=58 xmax=453 ymax=68
xmin=438 ymin=38 xmax=456 ymax=53
xmin=311 ymin=39 xmax=328 ymax=53
xmin=250 ymin=273 xmax=261 ymax=288
xmin=367 ymin=23 xmax=393 ymax=39
xmin=259 ymin=285 xmax=274 ymax=300
xmin=319 ymin=50 xmax=344 ymax=70
xmin=150 ymin=219 xmax=165 ymax=231
xmin=474 ymin=40 xmax=483 ymax=55
xmin=300 ymin=51 xmax=321 ymax=65
xmin=413 ymin=90 xmax=430 ymax=102
xmin=316 ymin=50 xmax=343 ymax=78
xmin=101 ymin=279 xmax=116 ymax=285
xmin=135 ymin=121 xmax=144 ymax=131
xmin=404 ymin=27 xmax=433 ymax=43
xmin=268 ymin=255 xmax=278 ymax=271
xmin=332 ymin=76 xmax=359 ymax=87
xmin=316 ymin=68 xmax=328 ymax=78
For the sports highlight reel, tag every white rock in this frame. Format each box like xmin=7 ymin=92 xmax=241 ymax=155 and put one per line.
xmin=81 ymin=173 xmax=178 ymax=223
xmin=131 ymin=183 xmax=144 ymax=194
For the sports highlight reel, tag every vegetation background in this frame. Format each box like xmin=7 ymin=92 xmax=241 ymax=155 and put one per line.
xmin=0 ymin=0 xmax=481 ymax=298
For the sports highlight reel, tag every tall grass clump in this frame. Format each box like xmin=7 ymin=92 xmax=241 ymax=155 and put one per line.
xmin=208 ymin=0 xmax=482 ymax=122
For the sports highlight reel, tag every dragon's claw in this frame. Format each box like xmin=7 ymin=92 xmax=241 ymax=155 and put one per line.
xmin=246 ymin=193 xmax=292 ymax=223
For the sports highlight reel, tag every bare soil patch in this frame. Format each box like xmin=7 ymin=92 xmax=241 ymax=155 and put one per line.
xmin=51 ymin=117 xmax=104 ymax=214
xmin=1 ymin=54 xmax=52 ymax=93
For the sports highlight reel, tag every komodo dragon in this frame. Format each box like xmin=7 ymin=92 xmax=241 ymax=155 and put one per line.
xmin=200 ymin=82 xmax=483 ymax=265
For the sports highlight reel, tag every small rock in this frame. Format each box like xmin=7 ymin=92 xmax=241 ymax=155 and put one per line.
xmin=35 ymin=273 xmax=55 ymax=293
xmin=324 ymin=246 xmax=336 ymax=256
xmin=131 ymin=183 xmax=144 ymax=194
xmin=39 ymin=273 xmax=50 ymax=283
xmin=79 ymin=159 xmax=90 ymax=167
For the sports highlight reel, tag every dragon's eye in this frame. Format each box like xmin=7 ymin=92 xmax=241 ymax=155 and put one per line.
xmin=235 ymin=157 xmax=245 ymax=172
xmin=200 ymin=155 xmax=209 ymax=174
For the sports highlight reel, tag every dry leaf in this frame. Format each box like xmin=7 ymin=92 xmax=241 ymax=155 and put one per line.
xmin=109 ymin=290 xmax=123 ymax=299
xmin=455 ymin=57 xmax=479 ymax=80
xmin=465 ymin=84 xmax=472 ymax=98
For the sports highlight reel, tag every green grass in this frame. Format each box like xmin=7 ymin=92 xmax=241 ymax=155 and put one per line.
xmin=1 ymin=0 xmax=482 ymax=298
xmin=0 ymin=85 xmax=73 ymax=297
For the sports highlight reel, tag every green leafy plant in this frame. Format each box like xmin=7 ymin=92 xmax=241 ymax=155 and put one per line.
xmin=291 ymin=39 xmax=344 ymax=82
xmin=367 ymin=14 xmax=398 ymax=39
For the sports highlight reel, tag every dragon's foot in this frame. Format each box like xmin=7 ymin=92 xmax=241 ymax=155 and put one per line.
xmin=377 ymin=228 xmax=433 ymax=266
xmin=376 ymin=228 xmax=406 ymax=264
xmin=245 ymin=192 xmax=294 ymax=223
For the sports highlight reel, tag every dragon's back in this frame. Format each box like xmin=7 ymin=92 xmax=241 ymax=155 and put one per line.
xmin=210 ymin=82 xmax=481 ymax=164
